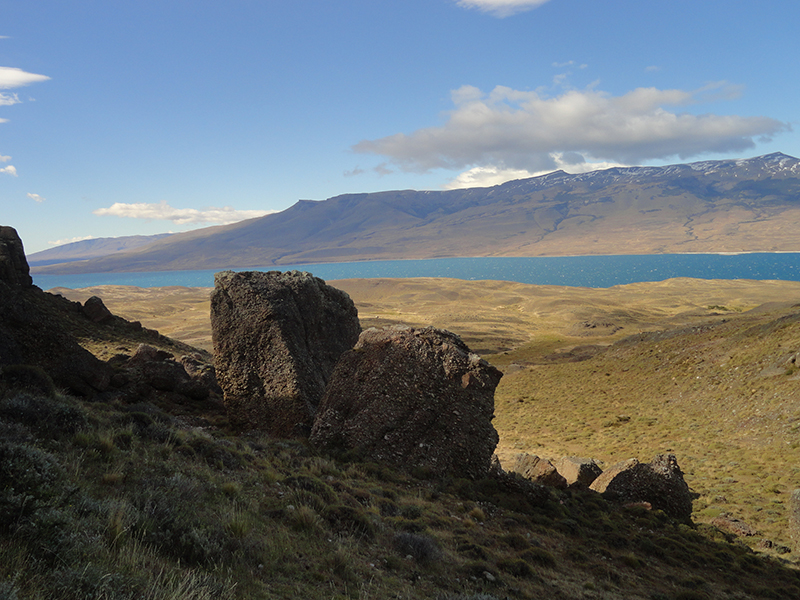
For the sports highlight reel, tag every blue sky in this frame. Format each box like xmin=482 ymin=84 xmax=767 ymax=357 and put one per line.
xmin=2 ymin=0 xmax=797 ymax=254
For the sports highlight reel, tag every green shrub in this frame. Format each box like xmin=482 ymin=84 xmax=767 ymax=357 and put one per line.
xmin=393 ymin=532 xmax=441 ymax=564
xmin=323 ymin=504 xmax=376 ymax=539
xmin=519 ymin=546 xmax=557 ymax=568
xmin=0 ymin=365 xmax=57 ymax=398
xmin=0 ymin=391 xmax=88 ymax=438
xmin=497 ymin=557 xmax=534 ymax=578
xmin=0 ymin=441 xmax=64 ymax=529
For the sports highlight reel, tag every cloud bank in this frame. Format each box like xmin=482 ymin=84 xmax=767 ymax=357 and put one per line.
xmin=455 ymin=0 xmax=552 ymax=18
xmin=93 ymin=201 xmax=275 ymax=225
xmin=353 ymin=83 xmax=789 ymax=175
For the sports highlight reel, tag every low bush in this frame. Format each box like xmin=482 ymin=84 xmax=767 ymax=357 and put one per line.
xmin=0 ymin=391 xmax=88 ymax=438
xmin=393 ymin=531 xmax=441 ymax=564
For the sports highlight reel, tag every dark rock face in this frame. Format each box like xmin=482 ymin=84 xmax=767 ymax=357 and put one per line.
xmin=0 ymin=227 xmax=111 ymax=396
xmin=310 ymin=326 xmax=502 ymax=480
xmin=511 ymin=454 xmax=568 ymax=489
xmin=210 ymin=270 xmax=360 ymax=436
xmin=0 ymin=282 xmax=112 ymax=396
xmin=0 ymin=226 xmax=32 ymax=288
xmin=589 ymin=454 xmax=694 ymax=520
xmin=554 ymin=456 xmax=603 ymax=487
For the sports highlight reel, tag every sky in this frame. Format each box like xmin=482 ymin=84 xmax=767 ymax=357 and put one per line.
xmin=1 ymin=0 xmax=798 ymax=254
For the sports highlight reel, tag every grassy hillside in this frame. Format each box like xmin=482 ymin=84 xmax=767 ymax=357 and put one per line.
xmin=51 ymin=277 xmax=800 ymax=560
xmin=4 ymin=358 xmax=800 ymax=599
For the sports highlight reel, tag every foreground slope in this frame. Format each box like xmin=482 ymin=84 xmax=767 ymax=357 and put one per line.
xmin=5 ymin=283 xmax=800 ymax=599
xmin=32 ymin=153 xmax=800 ymax=274
xmin=55 ymin=277 xmax=800 ymax=556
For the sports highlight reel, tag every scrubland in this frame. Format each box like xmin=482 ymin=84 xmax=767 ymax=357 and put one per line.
xmin=16 ymin=276 xmax=799 ymax=599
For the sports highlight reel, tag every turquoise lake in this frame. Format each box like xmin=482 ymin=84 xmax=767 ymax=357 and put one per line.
xmin=32 ymin=253 xmax=800 ymax=290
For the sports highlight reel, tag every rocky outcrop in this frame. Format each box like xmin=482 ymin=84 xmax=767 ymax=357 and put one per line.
xmin=0 ymin=226 xmax=32 ymax=287
xmin=589 ymin=454 xmax=694 ymax=520
xmin=210 ymin=270 xmax=360 ymax=436
xmin=108 ymin=344 xmax=222 ymax=406
xmin=554 ymin=456 xmax=603 ymax=487
xmin=310 ymin=326 xmax=502 ymax=480
xmin=0 ymin=227 xmax=111 ymax=395
xmin=510 ymin=454 xmax=567 ymax=489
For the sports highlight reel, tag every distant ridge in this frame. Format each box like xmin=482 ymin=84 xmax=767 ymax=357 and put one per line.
xmin=31 ymin=153 xmax=800 ymax=275
xmin=28 ymin=233 xmax=173 ymax=267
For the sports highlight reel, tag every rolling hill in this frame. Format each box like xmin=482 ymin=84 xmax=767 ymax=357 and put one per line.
xmin=31 ymin=152 xmax=800 ymax=274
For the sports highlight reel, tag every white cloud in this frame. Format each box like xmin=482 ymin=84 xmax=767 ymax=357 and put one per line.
xmin=455 ymin=0 xmax=552 ymax=17
xmin=0 ymin=155 xmax=10 ymax=162
xmin=353 ymin=82 xmax=789 ymax=173
xmin=1 ymin=165 xmax=17 ymax=176
xmin=48 ymin=235 xmax=96 ymax=247
xmin=27 ymin=192 xmax=44 ymax=202
xmin=0 ymin=66 xmax=50 ymax=89
xmin=93 ymin=200 xmax=276 ymax=225
xmin=443 ymin=155 xmax=627 ymax=189
xmin=0 ymin=92 xmax=20 ymax=106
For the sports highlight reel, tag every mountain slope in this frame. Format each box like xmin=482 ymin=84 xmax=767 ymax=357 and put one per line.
xmin=28 ymin=233 xmax=173 ymax=267
xmin=33 ymin=153 xmax=800 ymax=274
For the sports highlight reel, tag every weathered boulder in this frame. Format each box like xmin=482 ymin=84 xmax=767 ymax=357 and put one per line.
xmin=0 ymin=226 xmax=32 ymax=287
xmin=310 ymin=326 xmax=502 ymax=480
xmin=82 ymin=295 xmax=114 ymax=323
xmin=589 ymin=454 xmax=694 ymax=520
xmin=211 ymin=270 xmax=360 ymax=436
xmin=511 ymin=453 xmax=567 ymax=489
xmin=554 ymin=456 xmax=603 ymax=487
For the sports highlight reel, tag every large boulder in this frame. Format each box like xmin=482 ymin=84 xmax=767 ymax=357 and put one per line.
xmin=0 ymin=226 xmax=32 ymax=288
xmin=589 ymin=454 xmax=694 ymax=520
xmin=210 ymin=270 xmax=360 ymax=436
xmin=511 ymin=453 xmax=568 ymax=489
xmin=554 ymin=456 xmax=603 ymax=487
xmin=310 ymin=326 xmax=502 ymax=480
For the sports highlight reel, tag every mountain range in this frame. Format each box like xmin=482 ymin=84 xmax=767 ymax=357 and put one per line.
xmin=30 ymin=152 xmax=800 ymax=274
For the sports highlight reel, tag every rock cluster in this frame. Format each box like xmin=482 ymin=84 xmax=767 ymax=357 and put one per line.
xmin=211 ymin=270 xmax=360 ymax=436
xmin=310 ymin=326 xmax=502 ymax=480
xmin=1 ymin=226 xmax=222 ymax=408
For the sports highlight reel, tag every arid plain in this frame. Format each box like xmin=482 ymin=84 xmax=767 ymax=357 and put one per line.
xmin=53 ymin=276 xmax=800 ymax=553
